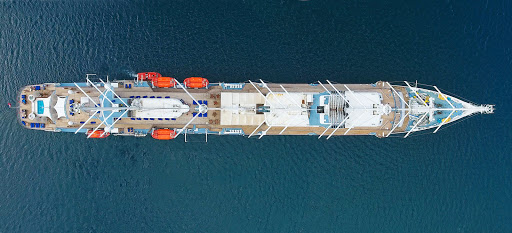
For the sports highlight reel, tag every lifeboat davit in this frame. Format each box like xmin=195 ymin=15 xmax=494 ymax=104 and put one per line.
xmin=184 ymin=77 xmax=209 ymax=88
xmin=87 ymin=129 xmax=110 ymax=138
xmin=137 ymin=72 xmax=161 ymax=81
xmin=152 ymin=77 xmax=176 ymax=88
xmin=151 ymin=129 xmax=177 ymax=140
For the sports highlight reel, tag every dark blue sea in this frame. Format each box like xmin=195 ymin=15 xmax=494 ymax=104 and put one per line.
xmin=1 ymin=1 xmax=511 ymax=232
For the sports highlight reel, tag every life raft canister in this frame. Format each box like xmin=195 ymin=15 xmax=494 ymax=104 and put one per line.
xmin=137 ymin=72 xmax=162 ymax=81
xmin=151 ymin=129 xmax=177 ymax=140
xmin=184 ymin=77 xmax=209 ymax=88
xmin=152 ymin=77 xmax=176 ymax=88
xmin=87 ymin=129 xmax=110 ymax=138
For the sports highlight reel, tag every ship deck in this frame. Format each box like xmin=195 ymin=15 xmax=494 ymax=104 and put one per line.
xmin=17 ymin=80 xmax=410 ymax=138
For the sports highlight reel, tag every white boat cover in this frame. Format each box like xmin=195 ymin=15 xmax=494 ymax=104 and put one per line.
xmin=133 ymin=98 xmax=189 ymax=118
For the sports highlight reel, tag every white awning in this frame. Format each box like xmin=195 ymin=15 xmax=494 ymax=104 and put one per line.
xmin=263 ymin=92 xmax=309 ymax=126
xmin=344 ymin=92 xmax=383 ymax=127
xmin=220 ymin=93 xmax=265 ymax=125
xmin=55 ymin=97 xmax=67 ymax=118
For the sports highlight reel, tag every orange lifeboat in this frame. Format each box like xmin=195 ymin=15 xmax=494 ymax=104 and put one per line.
xmin=137 ymin=72 xmax=161 ymax=81
xmin=151 ymin=129 xmax=177 ymax=140
xmin=152 ymin=77 xmax=176 ymax=88
xmin=184 ymin=77 xmax=209 ymax=88
xmin=87 ymin=130 xmax=110 ymax=138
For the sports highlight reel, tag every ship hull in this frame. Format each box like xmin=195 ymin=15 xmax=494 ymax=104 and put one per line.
xmin=16 ymin=76 xmax=493 ymax=140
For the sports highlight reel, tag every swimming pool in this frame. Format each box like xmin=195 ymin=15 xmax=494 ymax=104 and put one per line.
xmin=37 ymin=100 xmax=44 ymax=114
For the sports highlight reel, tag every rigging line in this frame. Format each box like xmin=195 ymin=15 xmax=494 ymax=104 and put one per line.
xmin=387 ymin=82 xmax=410 ymax=108
xmin=339 ymin=109 xmax=374 ymax=137
xmin=415 ymin=82 xmax=478 ymax=105
xmin=404 ymin=113 xmax=429 ymax=138
xmin=86 ymin=78 xmax=115 ymax=106
xmin=325 ymin=80 xmax=348 ymax=102
xmin=437 ymin=87 xmax=478 ymax=105
xmin=174 ymin=113 xmax=200 ymax=138
xmin=394 ymin=112 xmax=482 ymax=138
xmin=174 ymin=79 xmax=199 ymax=104
xmin=433 ymin=110 xmax=456 ymax=133
xmin=100 ymin=110 xmax=128 ymax=137
xmin=73 ymin=83 xmax=99 ymax=106
xmin=260 ymin=79 xmax=287 ymax=108
xmin=87 ymin=111 xmax=116 ymax=138
xmin=280 ymin=85 xmax=303 ymax=108
xmin=436 ymin=112 xmax=481 ymax=131
xmin=332 ymin=81 xmax=379 ymax=106
xmin=386 ymin=110 xmax=410 ymax=137
xmin=248 ymin=80 xmax=274 ymax=108
xmin=403 ymin=81 xmax=428 ymax=106
xmin=99 ymin=79 xmax=129 ymax=106
xmin=74 ymin=110 xmax=100 ymax=134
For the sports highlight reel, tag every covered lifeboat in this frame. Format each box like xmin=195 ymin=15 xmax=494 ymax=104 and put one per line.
xmin=152 ymin=129 xmax=177 ymax=140
xmin=184 ymin=77 xmax=209 ymax=88
xmin=137 ymin=72 xmax=161 ymax=81
xmin=87 ymin=129 xmax=110 ymax=138
xmin=152 ymin=77 xmax=176 ymax=88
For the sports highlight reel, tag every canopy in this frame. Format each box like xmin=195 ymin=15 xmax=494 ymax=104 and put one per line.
xmin=344 ymin=92 xmax=383 ymax=127
xmin=220 ymin=93 xmax=265 ymax=125
xmin=263 ymin=92 xmax=309 ymax=126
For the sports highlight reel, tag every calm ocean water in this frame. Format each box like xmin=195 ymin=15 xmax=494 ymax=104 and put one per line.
xmin=1 ymin=1 xmax=511 ymax=232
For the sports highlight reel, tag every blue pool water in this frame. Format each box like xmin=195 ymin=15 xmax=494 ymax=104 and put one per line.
xmin=0 ymin=1 xmax=511 ymax=232
xmin=36 ymin=100 xmax=44 ymax=115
